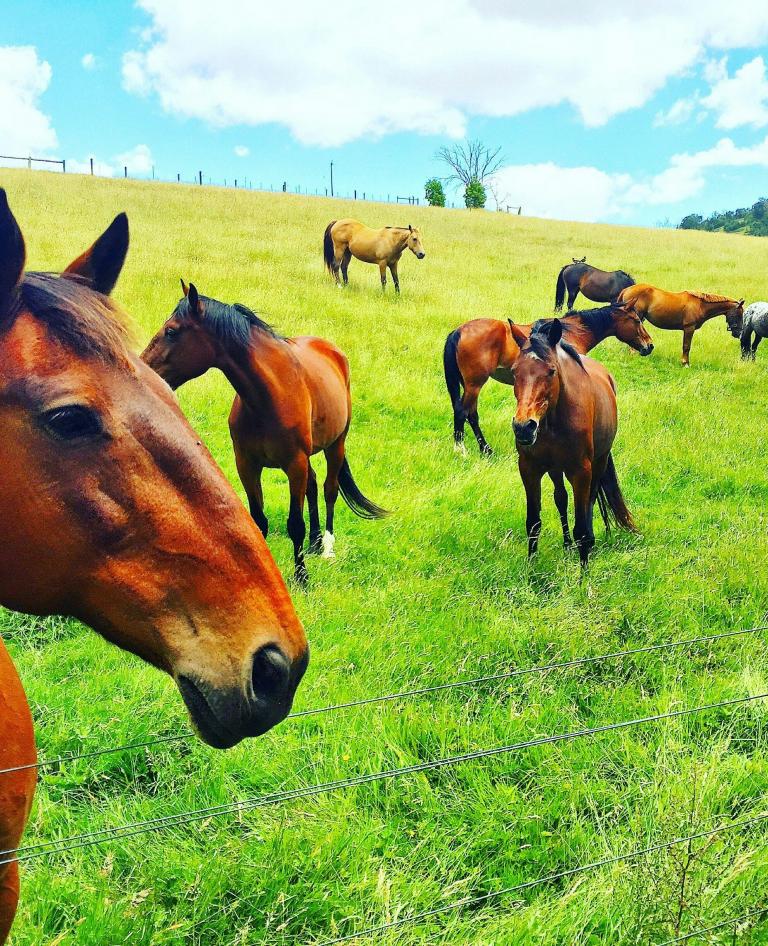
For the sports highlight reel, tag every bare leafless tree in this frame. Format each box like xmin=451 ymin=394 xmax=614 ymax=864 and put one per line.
xmin=486 ymin=176 xmax=510 ymax=212
xmin=435 ymin=139 xmax=504 ymax=188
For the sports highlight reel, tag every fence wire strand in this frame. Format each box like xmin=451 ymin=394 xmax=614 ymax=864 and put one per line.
xmin=3 ymin=624 xmax=765 ymax=778
xmin=3 ymin=690 xmax=766 ymax=867
xmin=656 ymin=906 xmax=768 ymax=945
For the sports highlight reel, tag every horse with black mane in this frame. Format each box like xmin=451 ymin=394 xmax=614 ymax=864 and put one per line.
xmin=555 ymin=258 xmax=635 ymax=311
xmin=508 ymin=318 xmax=637 ymax=566
xmin=143 ymin=285 xmax=389 ymax=584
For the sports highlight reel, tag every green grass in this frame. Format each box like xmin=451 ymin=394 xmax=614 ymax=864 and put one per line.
xmin=3 ymin=167 xmax=768 ymax=945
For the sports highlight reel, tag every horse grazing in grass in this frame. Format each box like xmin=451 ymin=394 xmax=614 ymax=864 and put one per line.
xmin=735 ymin=302 xmax=768 ymax=360
xmin=143 ymin=284 xmax=389 ymax=585
xmin=0 ymin=191 xmax=308 ymax=943
xmin=444 ymin=303 xmax=654 ymax=455
xmin=323 ymin=218 xmax=425 ymax=292
xmin=555 ymin=258 xmax=635 ymax=311
xmin=508 ymin=319 xmax=636 ymax=567
xmin=619 ymin=284 xmax=744 ymax=366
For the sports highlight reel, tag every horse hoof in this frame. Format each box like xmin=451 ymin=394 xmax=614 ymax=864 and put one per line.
xmin=294 ymin=565 xmax=309 ymax=586
xmin=321 ymin=531 xmax=336 ymax=560
xmin=481 ymin=446 xmax=494 ymax=458
xmin=308 ymin=535 xmax=323 ymax=555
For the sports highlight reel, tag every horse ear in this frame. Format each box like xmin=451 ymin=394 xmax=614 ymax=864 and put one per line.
xmin=546 ymin=318 xmax=563 ymax=346
xmin=187 ymin=282 xmax=203 ymax=320
xmin=408 ymin=224 xmax=412 ymax=232
xmin=738 ymin=299 xmax=745 ymax=307
xmin=64 ymin=212 xmax=129 ymax=295
xmin=180 ymin=278 xmax=189 ymax=297
xmin=0 ymin=189 xmax=26 ymax=319
xmin=508 ymin=319 xmax=528 ymax=348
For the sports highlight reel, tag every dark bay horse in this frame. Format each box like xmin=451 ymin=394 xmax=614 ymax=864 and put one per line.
xmin=619 ymin=283 xmax=744 ymax=366
xmin=508 ymin=319 xmax=636 ymax=566
xmin=0 ymin=191 xmax=308 ymax=943
xmin=444 ymin=303 xmax=654 ymax=455
xmin=555 ymin=258 xmax=635 ymax=311
xmin=323 ymin=218 xmax=425 ymax=292
xmin=143 ymin=284 xmax=389 ymax=584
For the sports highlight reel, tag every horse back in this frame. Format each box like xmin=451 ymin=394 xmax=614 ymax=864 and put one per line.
xmin=457 ymin=318 xmax=522 ymax=381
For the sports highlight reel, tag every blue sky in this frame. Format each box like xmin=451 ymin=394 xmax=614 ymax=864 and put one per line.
xmin=3 ymin=1 xmax=768 ymax=225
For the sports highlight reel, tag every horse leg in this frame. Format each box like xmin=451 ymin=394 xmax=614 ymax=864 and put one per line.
xmin=462 ymin=383 xmax=492 ymax=456
xmin=321 ymin=436 xmax=346 ymax=559
xmin=741 ymin=326 xmax=753 ymax=359
xmin=379 ymin=261 xmax=387 ymax=292
xmin=569 ymin=464 xmax=594 ymax=567
xmin=306 ymin=461 xmax=323 ymax=554
xmin=519 ymin=458 xmax=543 ymax=556
xmin=0 ymin=863 xmax=20 ymax=946
xmin=234 ymin=446 xmax=268 ymax=537
xmin=567 ymin=281 xmax=579 ymax=310
xmin=550 ymin=471 xmax=572 ymax=548
xmin=388 ymin=260 xmax=400 ymax=294
xmin=340 ymin=248 xmax=352 ymax=286
xmin=286 ymin=456 xmax=309 ymax=585
xmin=681 ymin=325 xmax=695 ymax=367
xmin=752 ymin=334 xmax=762 ymax=359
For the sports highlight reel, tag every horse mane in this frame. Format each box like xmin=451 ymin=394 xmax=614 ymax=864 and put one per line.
xmin=561 ymin=305 xmax=615 ymax=335
xmin=8 ymin=272 xmax=131 ymax=362
xmin=180 ymin=295 xmax=284 ymax=350
xmin=686 ymin=291 xmax=734 ymax=303
xmin=527 ymin=323 xmax=585 ymax=368
xmin=617 ymin=270 xmax=633 ymax=280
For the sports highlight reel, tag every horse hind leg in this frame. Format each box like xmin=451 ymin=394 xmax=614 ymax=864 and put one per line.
xmin=462 ymin=383 xmax=492 ymax=456
xmin=681 ymin=326 xmax=695 ymax=367
xmin=286 ymin=456 xmax=309 ymax=585
xmin=388 ymin=260 xmax=400 ymax=294
xmin=752 ymin=333 xmax=762 ymax=359
xmin=306 ymin=461 xmax=323 ymax=554
xmin=741 ymin=327 xmax=754 ymax=359
xmin=321 ymin=436 xmax=346 ymax=559
xmin=340 ymin=248 xmax=352 ymax=286
xmin=567 ymin=282 xmax=579 ymax=310
xmin=379 ymin=261 xmax=387 ymax=292
xmin=0 ymin=862 xmax=20 ymax=946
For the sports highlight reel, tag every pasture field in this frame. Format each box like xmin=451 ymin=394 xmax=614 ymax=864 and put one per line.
xmin=4 ymin=167 xmax=768 ymax=945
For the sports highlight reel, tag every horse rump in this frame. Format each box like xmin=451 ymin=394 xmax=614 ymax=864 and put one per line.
xmin=596 ymin=452 xmax=637 ymax=532
xmin=338 ymin=457 xmax=390 ymax=519
xmin=323 ymin=221 xmax=337 ymax=273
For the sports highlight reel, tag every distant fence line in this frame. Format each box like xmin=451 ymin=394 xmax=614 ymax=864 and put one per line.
xmin=0 ymin=153 xmax=522 ymax=213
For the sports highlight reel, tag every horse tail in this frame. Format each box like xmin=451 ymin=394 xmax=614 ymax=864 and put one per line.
xmin=554 ymin=265 xmax=568 ymax=311
xmin=443 ymin=328 xmax=464 ymax=412
xmin=338 ymin=457 xmax=390 ymax=519
xmin=596 ymin=453 xmax=637 ymax=533
xmin=323 ymin=220 xmax=337 ymax=273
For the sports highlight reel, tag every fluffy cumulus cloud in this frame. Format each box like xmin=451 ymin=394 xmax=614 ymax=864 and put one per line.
xmin=491 ymin=136 xmax=768 ymax=222
xmin=115 ymin=143 xmax=153 ymax=173
xmin=67 ymin=145 xmax=154 ymax=177
xmin=0 ymin=46 xmax=57 ymax=158
xmin=701 ymin=55 xmax=768 ymax=128
xmin=122 ymin=0 xmax=768 ymax=146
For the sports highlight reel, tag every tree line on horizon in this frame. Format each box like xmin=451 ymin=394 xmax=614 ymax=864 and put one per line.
xmin=678 ymin=198 xmax=768 ymax=236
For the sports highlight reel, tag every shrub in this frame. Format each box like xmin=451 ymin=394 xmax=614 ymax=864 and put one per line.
xmin=424 ymin=178 xmax=446 ymax=207
xmin=464 ymin=178 xmax=486 ymax=210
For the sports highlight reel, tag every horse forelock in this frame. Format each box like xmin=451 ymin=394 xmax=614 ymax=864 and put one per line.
xmin=6 ymin=272 xmax=131 ymax=362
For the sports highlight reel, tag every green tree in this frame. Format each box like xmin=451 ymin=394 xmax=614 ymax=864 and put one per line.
xmin=464 ymin=178 xmax=486 ymax=210
xmin=424 ymin=178 xmax=446 ymax=207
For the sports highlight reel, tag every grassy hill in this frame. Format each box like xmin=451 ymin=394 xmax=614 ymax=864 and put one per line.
xmin=3 ymin=167 xmax=768 ymax=945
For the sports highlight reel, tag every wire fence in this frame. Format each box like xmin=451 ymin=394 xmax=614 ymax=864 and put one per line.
xmin=5 ymin=619 xmax=768 ymax=942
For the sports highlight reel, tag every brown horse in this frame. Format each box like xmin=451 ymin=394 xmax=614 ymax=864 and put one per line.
xmin=323 ymin=218 xmax=425 ymax=292
xmin=142 ymin=285 xmax=389 ymax=585
xmin=444 ymin=303 xmax=654 ymax=455
xmin=508 ymin=319 xmax=636 ymax=566
xmin=0 ymin=190 xmax=308 ymax=943
xmin=554 ymin=258 xmax=635 ymax=311
xmin=619 ymin=284 xmax=744 ymax=366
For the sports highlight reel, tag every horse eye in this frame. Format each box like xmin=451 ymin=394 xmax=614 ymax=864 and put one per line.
xmin=41 ymin=405 xmax=103 ymax=441
xmin=165 ymin=326 xmax=180 ymax=339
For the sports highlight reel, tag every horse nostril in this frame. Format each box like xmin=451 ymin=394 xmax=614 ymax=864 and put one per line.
xmin=252 ymin=643 xmax=291 ymax=697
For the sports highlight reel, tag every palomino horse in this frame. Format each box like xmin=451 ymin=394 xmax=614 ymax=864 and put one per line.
xmin=143 ymin=285 xmax=389 ymax=585
xmin=508 ymin=319 xmax=636 ymax=566
xmin=323 ymin=218 xmax=425 ymax=292
xmin=554 ymin=258 xmax=635 ymax=311
xmin=444 ymin=303 xmax=654 ymax=455
xmin=0 ymin=191 xmax=308 ymax=943
xmin=619 ymin=284 xmax=744 ymax=366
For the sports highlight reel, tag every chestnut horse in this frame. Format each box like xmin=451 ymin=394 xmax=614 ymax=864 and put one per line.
xmin=555 ymin=258 xmax=635 ymax=311
xmin=142 ymin=285 xmax=389 ymax=585
xmin=619 ymin=283 xmax=744 ymax=366
xmin=509 ymin=319 xmax=636 ymax=566
xmin=0 ymin=191 xmax=308 ymax=942
xmin=323 ymin=218 xmax=425 ymax=292
xmin=444 ymin=303 xmax=654 ymax=455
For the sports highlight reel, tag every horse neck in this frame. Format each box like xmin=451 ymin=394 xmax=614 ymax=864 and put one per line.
xmin=699 ymin=300 xmax=733 ymax=321
xmin=216 ymin=331 xmax=289 ymax=409
xmin=561 ymin=317 xmax=599 ymax=354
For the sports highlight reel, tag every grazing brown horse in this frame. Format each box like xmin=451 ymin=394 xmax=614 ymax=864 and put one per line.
xmin=508 ymin=319 xmax=636 ymax=566
xmin=143 ymin=285 xmax=388 ymax=585
xmin=444 ymin=303 xmax=654 ymax=455
xmin=323 ymin=218 xmax=425 ymax=292
xmin=0 ymin=191 xmax=308 ymax=943
xmin=555 ymin=258 xmax=635 ymax=311
xmin=619 ymin=283 xmax=744 ymax=366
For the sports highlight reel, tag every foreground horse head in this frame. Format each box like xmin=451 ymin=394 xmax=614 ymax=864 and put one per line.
xmin=725 ymin=299 xmax=745 ymax=337
xmin=0 ymin=190 xmax=308 ymax=749
xmin=609 ymin=302 xmax=654 ymax=354
xmin=509 ymin=318 xmax=566 ymax=447
xmin=406 ymin=225 xmax=426 ymax=259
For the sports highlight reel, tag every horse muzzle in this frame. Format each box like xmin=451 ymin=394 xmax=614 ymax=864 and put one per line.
xmin=177 ymin=643 xmax=309 ymax=748
xmin=639 ymin=343 xmax=654 ymax=356
xmin=416 ymin=252 xmax=426 ymax=259
xmin=513 ymin=418 xmax=539 ymax=446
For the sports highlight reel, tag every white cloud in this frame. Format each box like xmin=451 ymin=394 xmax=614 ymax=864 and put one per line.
xmin=122 ymin=0 xmax=768 ymax=146
xmin=654 ymin=96 xmax=699 ymax=127
xmin=0 ymin=46 xmax=57 ymax=158
xmin=701 ymin=55 xmax=768 ymax=128
xmin=491 ymin=135 xmax=768 ymax=222
xmin=66 ymin=145 xmax=154 ymax=178
xmin=81 ymin=53 xmax=98 ymax=70
xmin=115 ymin=143 xmax=153 ymax=174
xmin=67 ymin=156 xmax=115 ymax=177
xmin=234 ymin=145 xmax=249 ymax=157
